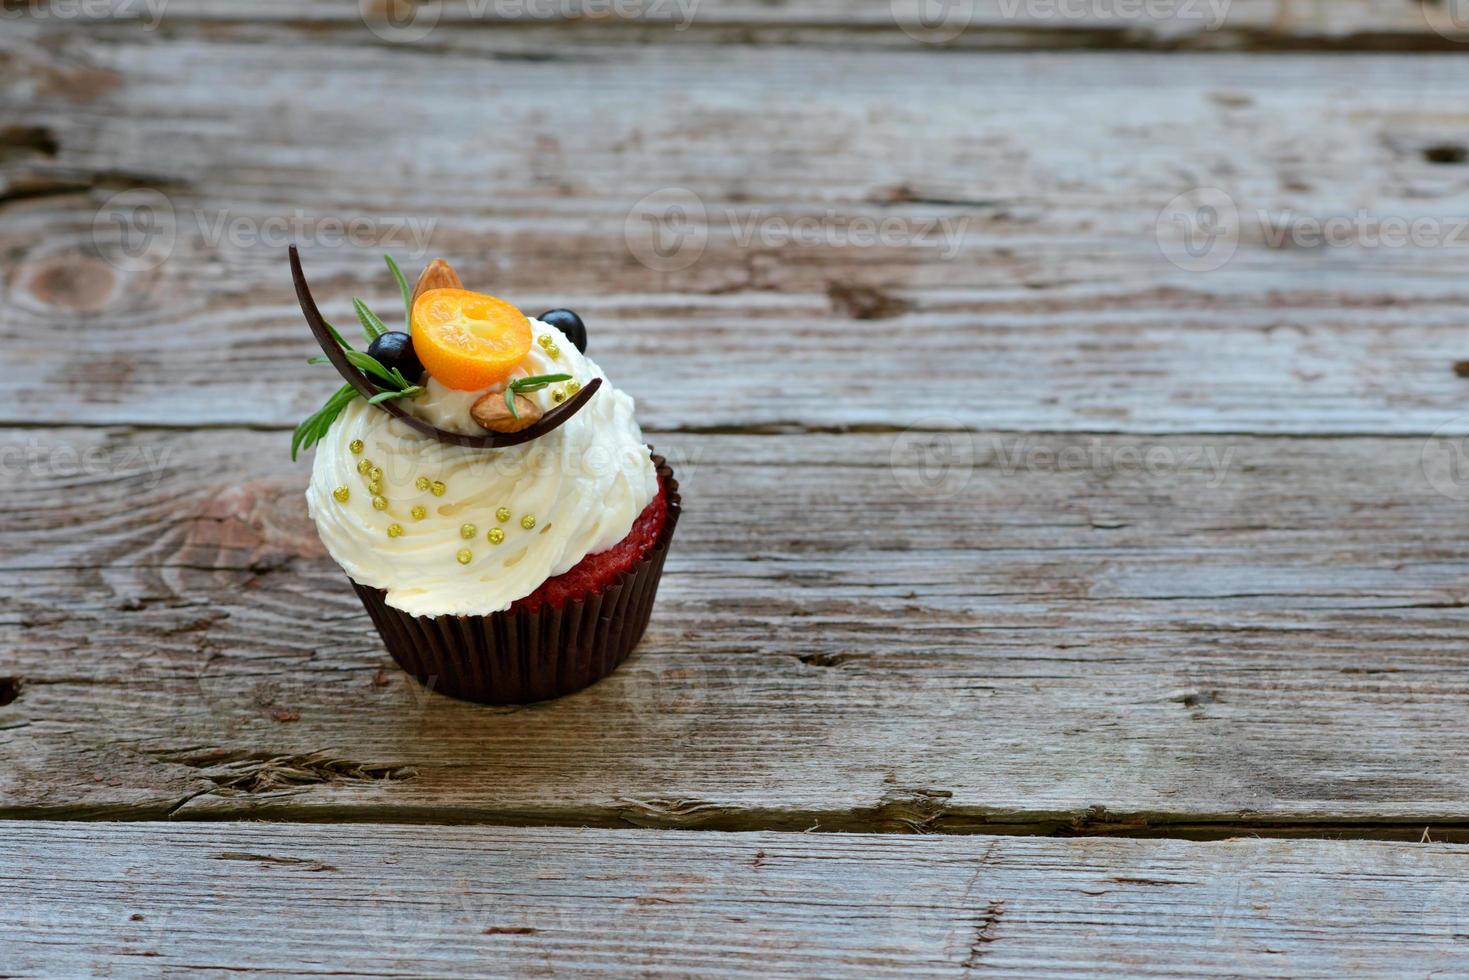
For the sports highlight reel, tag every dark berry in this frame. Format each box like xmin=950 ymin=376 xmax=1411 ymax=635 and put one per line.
xmin=537 ymin=309 xmax=586 ymax=353
xmin=366 ymin=331 xmax=425 ymax=388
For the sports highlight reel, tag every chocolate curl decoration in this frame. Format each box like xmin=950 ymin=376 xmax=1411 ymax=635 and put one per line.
xmin=289 ymin=245 xmax=601 ymax=449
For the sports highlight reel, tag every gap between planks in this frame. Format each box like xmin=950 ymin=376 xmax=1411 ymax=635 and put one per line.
xmin=5 ymin=802 xmax=1469 ymax=847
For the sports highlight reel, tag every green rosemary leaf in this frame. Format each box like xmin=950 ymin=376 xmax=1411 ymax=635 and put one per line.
xmin=307 ymin=355 xmax=330 ymax=365
xmin=353 ymin=298 xmax=389 ymax=342
xmin=290 ymin=417 xmax=310 ymax=461
xmin=510 ymin=373 xmax=572 ymax=394
xmin=387 ymin=366 xmax=415 ymax=390
xmin=505 ymin=386 xmax=518 ymax=419
xmin=384 ymin=255 xmax=413 ymax=329
xmin=323 ymin=317 xmax=353 ymax=352
xmin=367 ymin=385 xmax=424 ymax=405
xmin=291 ymin=383 xmax=358 ymax=460
xmin=343 ymin=350 xmax=396 ymax=385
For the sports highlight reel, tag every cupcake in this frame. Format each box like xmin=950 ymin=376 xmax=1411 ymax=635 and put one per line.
xmin=289 ymin=247 xmax=679 ymax=704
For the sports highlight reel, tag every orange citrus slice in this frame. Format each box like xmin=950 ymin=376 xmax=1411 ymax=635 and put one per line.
xmin=410 ymin=288 xmax=533 ymax=390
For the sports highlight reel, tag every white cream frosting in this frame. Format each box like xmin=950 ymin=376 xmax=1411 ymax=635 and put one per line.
xmin=306 ymin=320 xmax=657 ymax=617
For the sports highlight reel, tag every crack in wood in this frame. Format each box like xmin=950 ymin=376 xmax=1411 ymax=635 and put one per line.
xmin=210 ymin=851 xmax=339 ymax=872
xmin=962 ymin=899 xmax=1007 ymax=970
xmin=156 ymin=751 xmax=416 ymax=795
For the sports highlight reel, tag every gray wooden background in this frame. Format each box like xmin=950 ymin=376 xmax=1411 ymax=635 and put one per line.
xmin=5 ymin=0 xmax=1469 ymax=974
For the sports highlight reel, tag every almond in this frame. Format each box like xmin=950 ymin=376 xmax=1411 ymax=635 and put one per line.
xmin=471 ymin=390 xmax=543 ymax=433
xmin=411 ymin=258 xmax=464 ymax=306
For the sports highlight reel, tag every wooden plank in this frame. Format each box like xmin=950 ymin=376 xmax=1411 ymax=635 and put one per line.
xmin=8 ymin=0 xmax=1460 ymax=49
xmin=5 ymin=426 xmax=1469 ymax=831
xmin=5 ymin=35 xmax=1469 ymax=433
xmin=4 ymin=822 xmax=1468 ymax=976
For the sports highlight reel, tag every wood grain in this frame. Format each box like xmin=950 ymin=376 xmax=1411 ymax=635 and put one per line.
xmin=9 ymin=0 xmax=1462 ymax=49
xmin=4 ymin=425 xmax=1469 ymax=832
xmin=4 ymin=822 xmax=1468 ymax=977
xmin=5 ymin=30 xmax=1469 ymax=433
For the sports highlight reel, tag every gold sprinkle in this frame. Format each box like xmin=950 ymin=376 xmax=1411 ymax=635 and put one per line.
xmin=357 ymin=459 xmax=373 ymax=476
xmin=546 ymin=343 xmax=561 ymax=359
xmin=332 ymin=486 xmax=350 ymax=503
xmin=566 ymin=380 xmax=581 ymax=395
xmin=349 ymin=439 xmax=364 ymax=454
xmin=411 ymin=505 xmax=427 ymax=520
xmin=387 ymin=523 xmax=404 ymax=538
xmin=430 ymin=481 xmax=447 ymax=497
xmin=456 ymin=548 xmax=473 ymax=565
xmin=370 ymin=466 xmax=383 ymax=481
xmin=537 ymin=334 xmax=554 ymax=349
xmin=415 ymin=476 xmax=431 ymax=492
xmin=372 ymin=495 xmax=388 ymax=511
xmin=520 ymin=514 xmax=536 ymax=530
xmin=551 ymin=388 xmax=567 ymax=403
xmin=487 ymin=527 xmax=505 ymax=545
xmin=496 ymin=506 xmax=512 ymax=523
xmin=460 ymin=523 xmax=477 ymax=540
xmin=368 ymin=479 xmax=382 ymax=496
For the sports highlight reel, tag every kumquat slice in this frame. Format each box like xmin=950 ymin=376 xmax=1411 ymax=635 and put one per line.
xmin=411 ymin=288 xmax=533 ymax=390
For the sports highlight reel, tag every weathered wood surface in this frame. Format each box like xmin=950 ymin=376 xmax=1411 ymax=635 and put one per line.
xmin=4 ymin=822 xmax=1469 ymax=976
xmin=4 ymin=8 xmax=1469 ymax=976
xmin=6 ymin=33 xmax=1469 ymax=433
xmin=8 ymin=40 xmax=1469 ymax=431
xmin=6 ymin=425 xmax=1469 ymax=833
xmin=12 ymin=0 xmax=1464 ymax=49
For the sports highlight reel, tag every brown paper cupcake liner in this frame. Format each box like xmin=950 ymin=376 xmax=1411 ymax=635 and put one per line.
xmin=350 ymin=452 xmax=680 ymax=705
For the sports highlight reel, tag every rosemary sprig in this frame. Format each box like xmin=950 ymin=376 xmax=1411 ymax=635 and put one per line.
xmin=505 ymin=373 xmax=572 ymax=419
xmin=292 ymin=383 xmax=358 ymax=461
xmin=385 ymin=255 xmax=413 ymax=328
xmin=353 ymin=297 xmax=389 ymax=342
xmin=293 ymin=257 xmax=426 ymax=460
